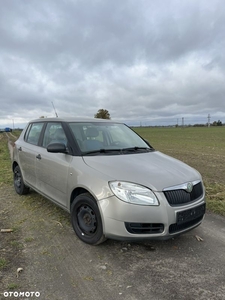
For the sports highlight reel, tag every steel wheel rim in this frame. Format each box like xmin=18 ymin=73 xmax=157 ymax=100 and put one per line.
xmin=77 ymin=205 xmax=97 ymax=236
xmin=14 ymin=169 xmax=21 ymax=188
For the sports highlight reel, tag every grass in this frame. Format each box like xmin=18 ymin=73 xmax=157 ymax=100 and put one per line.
xmin=0 ymin=134 xmax=13 ymax=185
xmin=0 ymin=130 xmax=21 ymax=185
xmin=24 ymin=237 xmax=35 ymax=243
xmin=0 ymin=258 xmax=8 ymax=269
xmin=10 ymin=241 xmax=24 ymax=249
xmin=8 ymin=283 xmax=19 ymax=290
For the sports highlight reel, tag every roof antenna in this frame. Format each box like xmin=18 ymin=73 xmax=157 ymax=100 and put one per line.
xmin=51 ymin=101 xmax=58 ymax=117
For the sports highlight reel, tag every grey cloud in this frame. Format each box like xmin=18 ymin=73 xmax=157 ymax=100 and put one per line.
xmin=1 ymin=0 xmax=225 ymax=127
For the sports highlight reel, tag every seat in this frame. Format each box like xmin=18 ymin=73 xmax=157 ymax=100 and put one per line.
xmin=83 ymin=127 xmax=102 ymax=151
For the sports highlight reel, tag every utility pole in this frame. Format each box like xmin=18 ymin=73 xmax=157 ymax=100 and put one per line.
xmin=182 ymin=117 xmax=184 ymax=128
xmin=208 ymin=114 xmax=211 ymax=127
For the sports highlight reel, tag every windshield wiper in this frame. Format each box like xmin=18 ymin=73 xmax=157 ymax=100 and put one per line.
xmin=121 ymin=147 xmax=153 ymax=153
xmin=83 ymin=149 xmax=122 ymax=156
xmin=83 ymin=147 xmax=154 ymax=156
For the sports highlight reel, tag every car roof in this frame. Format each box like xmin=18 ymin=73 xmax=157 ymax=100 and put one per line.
xmin=30 ymin=117 xmax=120 ymax=124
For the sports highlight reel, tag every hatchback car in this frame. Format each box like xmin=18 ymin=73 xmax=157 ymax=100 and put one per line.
xmin=12 ymin=118 xmax=206 ymax=245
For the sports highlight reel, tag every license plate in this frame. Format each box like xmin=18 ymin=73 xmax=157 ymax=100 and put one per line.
xmin=177 ymin=204 xmax=206 ymax=225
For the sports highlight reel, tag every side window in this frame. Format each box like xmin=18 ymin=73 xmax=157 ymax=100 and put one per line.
xmin=26 ymin=123 xmax=44 ymax=145
xmin=42 ymin=123 xmax=67 ymax=148
xmin=24 ymin=124 xmax=32 ymax=141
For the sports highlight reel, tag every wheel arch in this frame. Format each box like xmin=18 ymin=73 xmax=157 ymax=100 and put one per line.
xmin=70 ymin=187 xmax=97 ymax=211
xmin=12 ymin=161 xmax=18 ymax=171
xmin=70 ymin=187 xmax=107 ymax=239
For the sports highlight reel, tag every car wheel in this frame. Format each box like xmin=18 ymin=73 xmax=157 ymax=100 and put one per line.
xmin=71 ymin=193 xmax=106 ymax=245
xmin=13 ymin=165 xmax=29 ymax=195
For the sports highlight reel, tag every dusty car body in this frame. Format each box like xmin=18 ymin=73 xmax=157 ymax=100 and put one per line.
xmin=12 ymin=118 xmax=206 ymax=245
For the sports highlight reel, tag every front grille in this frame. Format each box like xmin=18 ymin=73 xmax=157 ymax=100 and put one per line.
xmin=125 ymin=222 xmax=164 ymax=234
xmin=164 ymin=182 xmax=203 ymax=206
xmin=169 ymin=215 xmax=204 ymax=234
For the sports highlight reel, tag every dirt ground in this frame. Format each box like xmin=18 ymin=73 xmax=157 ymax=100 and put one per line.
xmin=1 ymin=184 xmax=225 ymax=300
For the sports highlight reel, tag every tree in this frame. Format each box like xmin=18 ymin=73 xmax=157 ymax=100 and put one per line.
xmin=94 ymin=109 xmax=111 ymax=119
xmin=212 ymin=120 xmax=223 ymax=126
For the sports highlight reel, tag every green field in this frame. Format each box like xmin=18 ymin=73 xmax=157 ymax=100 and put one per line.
xmin=1 ymin=127 xmax=225 ymax=215
xmin=133 ymin=126 xmax=225 ymax=215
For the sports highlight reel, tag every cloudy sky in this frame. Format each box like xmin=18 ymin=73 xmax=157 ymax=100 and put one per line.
xmin=1 ymin=0 xmax=225 ymax=128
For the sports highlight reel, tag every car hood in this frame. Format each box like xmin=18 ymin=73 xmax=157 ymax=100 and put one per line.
xmin=82 ymin=151 xmax=201 ymax=191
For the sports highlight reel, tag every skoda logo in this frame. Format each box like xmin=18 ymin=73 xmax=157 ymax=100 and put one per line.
xmin=186 ymin=182 xmax=193 ymax=193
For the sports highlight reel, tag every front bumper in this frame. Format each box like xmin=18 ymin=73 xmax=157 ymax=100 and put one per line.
xmin=98 ymin=191 xmax=206 ymax=241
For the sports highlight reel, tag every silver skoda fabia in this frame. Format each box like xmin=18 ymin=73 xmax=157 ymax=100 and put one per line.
xmin=13 ymin=118 xmax=206 ymax=245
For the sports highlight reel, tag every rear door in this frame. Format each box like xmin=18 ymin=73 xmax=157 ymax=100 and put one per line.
xmin=17 ymin=122 xmax=45 ymax=188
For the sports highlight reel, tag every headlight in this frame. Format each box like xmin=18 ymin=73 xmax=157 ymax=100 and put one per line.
xmin=109 ymin=181 xmax=159 ymax=206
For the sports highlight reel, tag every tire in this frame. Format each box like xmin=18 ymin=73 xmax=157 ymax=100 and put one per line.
xmin=13 ymin=165 xmax=30 ymax=195
xmin=71 ymin=193 xmax=106 ymax=245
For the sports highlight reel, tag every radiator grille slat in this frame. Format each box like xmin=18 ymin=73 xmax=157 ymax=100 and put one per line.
xmin=164 ymin=182 xmax=203 ymax=206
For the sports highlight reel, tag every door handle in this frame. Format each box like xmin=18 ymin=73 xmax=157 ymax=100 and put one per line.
xmin=36 ymin=154 xmax=41 ymax=160
xmin=18 ymin=147 xmax=22 ymax=151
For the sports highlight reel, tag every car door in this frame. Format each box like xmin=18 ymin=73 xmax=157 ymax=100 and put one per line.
xmin=35 ymin=122 xmax=72 ymax=208
xmin=17 ymin=122 xmax=45 ymax=188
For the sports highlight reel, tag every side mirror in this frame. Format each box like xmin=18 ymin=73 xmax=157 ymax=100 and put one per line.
xmin=47 ymin=143 xmax=68 ymax=153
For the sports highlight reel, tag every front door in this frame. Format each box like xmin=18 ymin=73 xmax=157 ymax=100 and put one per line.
xmin=35 ymin=122 xmax=72 ymax=208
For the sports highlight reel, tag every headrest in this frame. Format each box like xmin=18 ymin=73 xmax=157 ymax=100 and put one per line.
xmin=86 ymin=127 xmax=99 ymax=138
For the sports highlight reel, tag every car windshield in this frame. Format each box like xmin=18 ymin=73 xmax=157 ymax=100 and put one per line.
xmin=68 ymin=122 xmax=153 ymax=155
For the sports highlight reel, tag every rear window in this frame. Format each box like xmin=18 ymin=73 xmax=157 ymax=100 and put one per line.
xmin=25 ymin=123 xmax=44 ymax=145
